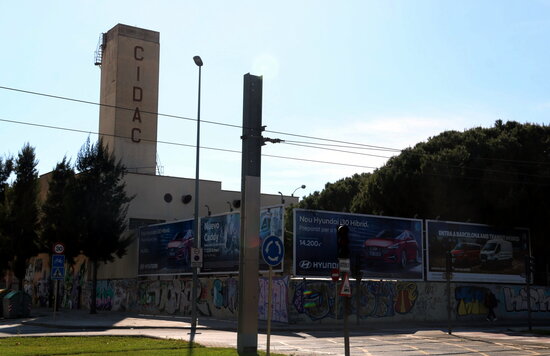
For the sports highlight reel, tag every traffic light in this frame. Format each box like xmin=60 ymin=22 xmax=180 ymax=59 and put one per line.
xmin=525 ymin=255 xmax=536 ymax=273
xmin=337 ymin=225 xmax=350 ymax=259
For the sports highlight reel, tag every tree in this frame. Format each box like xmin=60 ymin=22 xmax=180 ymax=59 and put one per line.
xmin=73 ymin=138 xmax=133 ymax=313
xmin=6 ymin=144 xmax=40 ymax=290
xmin=40 ymin=158 xmax=79 ymax=261
xmin=0 ymin=156 xmax=14 ymax=273
xmin=299 ymin=173 xmax=369 ymax=212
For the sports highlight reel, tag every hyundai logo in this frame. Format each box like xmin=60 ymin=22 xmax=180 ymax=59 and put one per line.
xmin=299 ymin=260 xmax=312 ymax=269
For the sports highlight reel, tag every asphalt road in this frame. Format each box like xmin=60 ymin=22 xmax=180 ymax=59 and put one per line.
xmin=2 ymin=322 xmax=550 ymax=355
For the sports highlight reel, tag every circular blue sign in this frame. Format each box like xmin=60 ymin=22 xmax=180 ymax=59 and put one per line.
xmin=262 ymin=235 xmax=284 ymax=266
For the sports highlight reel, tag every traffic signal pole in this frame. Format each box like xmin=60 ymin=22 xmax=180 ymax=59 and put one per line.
xmin=337 ymin=225 xmax=351 ymax=356
xmin=237 ymin=74 xmax=263 ymax=356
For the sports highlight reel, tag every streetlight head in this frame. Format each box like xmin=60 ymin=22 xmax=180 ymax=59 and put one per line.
xmin=301 ymin=184 xmax=306 ymax=189
xmin=193 ymin=56 xmax=203 ymax=67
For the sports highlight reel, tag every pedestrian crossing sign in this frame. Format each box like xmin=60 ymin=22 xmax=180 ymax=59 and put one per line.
xmin=339 ymin=272 xmax=351 ymax=297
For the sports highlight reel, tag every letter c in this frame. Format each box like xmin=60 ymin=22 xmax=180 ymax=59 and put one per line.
xmin=134 ymin=46 xmax=144 ymax=60
xmin=131 ymin=128 xmax=141 ymax=143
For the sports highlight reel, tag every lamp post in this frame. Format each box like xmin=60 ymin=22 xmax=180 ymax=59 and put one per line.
xmin=277 ymin=191 xmax=285 ymax=204
xmin=292 ymin=184 xmax=306 ymax=197
xmin=191 ymin=55 xmax=203 ymax=335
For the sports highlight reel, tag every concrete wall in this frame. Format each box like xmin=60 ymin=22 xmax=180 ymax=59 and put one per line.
xmin=22 ymin=261 xmax=550 ymax=325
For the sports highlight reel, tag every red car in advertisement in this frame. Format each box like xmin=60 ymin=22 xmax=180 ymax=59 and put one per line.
xmin=363 ymin=229 xmax=419 ymax=268
xmin=167 ymin=230 xmax=193 ymax=266
xmin=451 ymin=242 xmax=481 ymax=266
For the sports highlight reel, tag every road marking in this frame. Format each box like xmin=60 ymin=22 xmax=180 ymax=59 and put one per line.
xmin=358 ymin=347 xmax=374 ymax=356
xmin=494 ymin=342 xmax=541 ymax=355
xmin=408 ymin=334 xmax=501 ymax=356
xmin=369 ymin=336 xmax=430 ymax=355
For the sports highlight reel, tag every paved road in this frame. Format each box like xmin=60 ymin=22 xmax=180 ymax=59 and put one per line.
xmin=1 ymin=309 xmax=550 ymax=355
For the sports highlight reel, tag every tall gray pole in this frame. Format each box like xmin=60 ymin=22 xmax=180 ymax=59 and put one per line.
xmin=191 ymin=56 xmax=203 ymax=335
xmin=237 ymin=73 xmax=263 ymax=356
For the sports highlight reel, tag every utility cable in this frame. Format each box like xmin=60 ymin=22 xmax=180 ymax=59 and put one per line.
xmin=0 ymin=117 xmax=376 ymax=170
xmin=282 ymin=142 xmax=395 ymax=159
xmin=2 ymin=85 xmax=550 ymax=168
xmin=0 ymin=85 xmax=402 ymax=152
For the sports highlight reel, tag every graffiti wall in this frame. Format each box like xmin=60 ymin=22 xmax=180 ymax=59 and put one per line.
xmin=290 ymin=280 xmax=420 ymax=323
xmin=19 ymin=259 xmax=550 ymax=324
xmin=259 ymin=276 xmax=289 ymax=323
xmin=503 ymin=286 xmax=550 ymax=312
xmin=136 ymin=276 xmax=239 ymax=318
xmin=455 ymin=286 xmax=491 ymax=316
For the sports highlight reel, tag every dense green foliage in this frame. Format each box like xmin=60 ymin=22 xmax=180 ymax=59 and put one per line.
xmin=299 ymin=173 xmax=370 ymax=212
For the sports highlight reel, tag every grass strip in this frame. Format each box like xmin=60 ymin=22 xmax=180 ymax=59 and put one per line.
xmin=0 ymin=336 xmax=286 ymax=356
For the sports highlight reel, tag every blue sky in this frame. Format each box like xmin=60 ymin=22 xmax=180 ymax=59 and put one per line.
xmin=1 ymin=1 xmax=549 ymax=198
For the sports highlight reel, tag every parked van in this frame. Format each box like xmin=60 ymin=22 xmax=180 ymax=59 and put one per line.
xmin=480 ymin=239 xmax=513 ymax=265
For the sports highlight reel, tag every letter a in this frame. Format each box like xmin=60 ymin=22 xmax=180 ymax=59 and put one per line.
xmin=133 ymin=107 xmax=142 ymax=123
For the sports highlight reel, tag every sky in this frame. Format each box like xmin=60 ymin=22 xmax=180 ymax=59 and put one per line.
xmin=1 ymin=1 xmax=550 ymax=199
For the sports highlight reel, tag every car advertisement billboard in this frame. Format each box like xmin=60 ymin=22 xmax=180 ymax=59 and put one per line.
xmin=200 ymin=212 xmax=241 ymax=273
xmin=294 ymin=209 xmax=423 ymax=280
xmin=138 ymin=219 xmax=194 ymax=275
xmin=426 ymin=220 xmax=529 ymax=283
xmin=138 ymin=205 xmax=284 ymax=275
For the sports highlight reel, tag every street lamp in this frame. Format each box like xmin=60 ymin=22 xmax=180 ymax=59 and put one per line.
xmin=292 ymin=184 xmax=306 ymax=197
xmin=191 ymin=55 xmax=203 ymax=335
xmin=204 ymin=204 xmax=211 ymax=217
xmin=227 ymin=201 xmax=233 ymax=212
xmin=277 ymin=191 xmax=285 ymax=204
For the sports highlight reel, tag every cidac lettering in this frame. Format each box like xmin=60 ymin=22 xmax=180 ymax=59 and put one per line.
xmin=131 ymin=45 xmax=144 ymax=143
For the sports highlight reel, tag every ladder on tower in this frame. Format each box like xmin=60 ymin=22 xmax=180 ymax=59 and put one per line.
xmin=94 ymin=33 xmax=104 ymax=66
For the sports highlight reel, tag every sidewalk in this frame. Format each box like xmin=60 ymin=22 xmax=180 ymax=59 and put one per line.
xmin=19 ymin=308 xmax=237 ymax=331
xmin=17 ymin=307 xmax=550 ymax=335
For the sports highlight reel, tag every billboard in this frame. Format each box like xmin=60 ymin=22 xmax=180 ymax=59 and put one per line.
xmin=138 ymin=219 xmax=194 ymax=275
xmin=426 ymin=220 xmax=529 ymax=283
xmin=138 ymin=205 xmax=284 ymax=275
xmin=200 ymin=212 xmax=241 ymax=273
xmin=294 ymin=209 xmax=423 ymax=280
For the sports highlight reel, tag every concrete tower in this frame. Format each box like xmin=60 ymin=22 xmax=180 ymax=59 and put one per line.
xmin=97 ymin=24 xmax=160 ymax=174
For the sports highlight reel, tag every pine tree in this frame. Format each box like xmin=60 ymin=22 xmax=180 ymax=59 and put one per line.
xmin=73 ymin=138 xmax=133 ymax=313
xmin=7 ymin=144 xmax=40 ymax=290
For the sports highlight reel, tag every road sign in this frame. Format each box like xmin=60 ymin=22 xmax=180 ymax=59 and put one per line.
xmin=53 ymin=243 xmax=65 ymax=254
xmin=51 ymin=255 xmax=65 ymax=280
xmin=262 ymin=235 xmax=284 ymax=267
xmin=339 ymin=272 xmax=351 ymax=297
xmin=191 ymin=248 xmax=203 ymax=268
xmin=331 ymin=268 xmax=340 ymax=282
xmin=339 ymin=258 xmax=350 ymax=272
